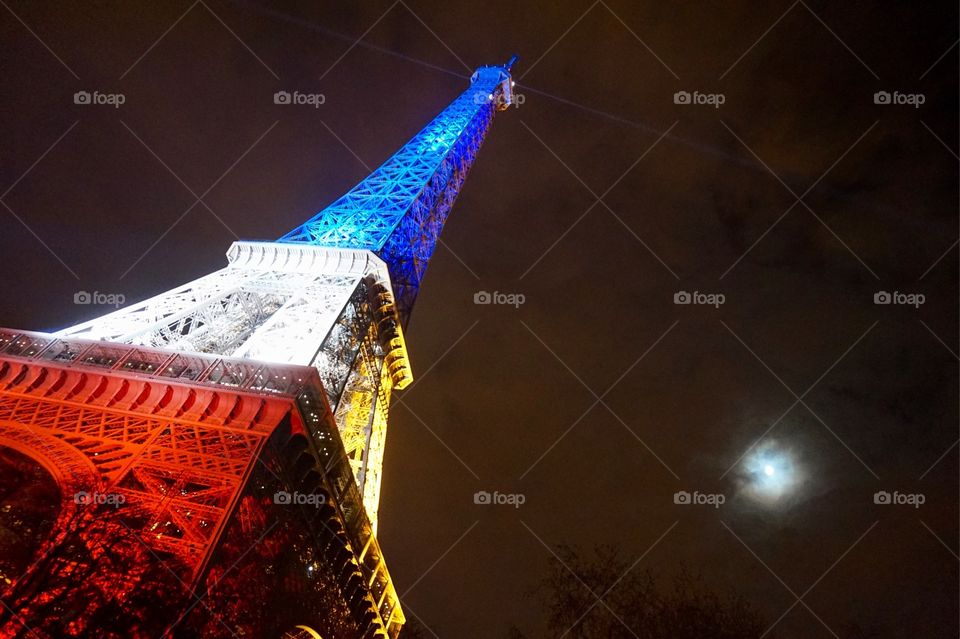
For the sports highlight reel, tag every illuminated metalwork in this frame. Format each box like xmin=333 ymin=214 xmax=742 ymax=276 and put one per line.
xmin=0 ymin=57 xmax=516 ymax=638
xmin=0 ymin=329 xmax=405 ymax=637
xmin=280 ymin=59 xmax=518 ymax=324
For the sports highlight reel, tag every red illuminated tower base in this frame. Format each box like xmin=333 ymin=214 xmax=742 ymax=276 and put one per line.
xmin=0 ymin=331 xmax=399 ymax=638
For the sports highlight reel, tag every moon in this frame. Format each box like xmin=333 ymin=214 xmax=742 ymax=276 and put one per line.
xmin=738 ymin=441 xmax=800 ymax=505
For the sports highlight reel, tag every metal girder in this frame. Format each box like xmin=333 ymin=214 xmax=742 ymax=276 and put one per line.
xmin=0 ymin=332 xmax=405 ymax=637
xmin=53 ymin=242 xmax=409 ymax=523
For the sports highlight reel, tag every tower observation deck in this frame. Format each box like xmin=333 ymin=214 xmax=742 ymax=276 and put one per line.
xmin=0 ymin=57 xmax=517 ymax=639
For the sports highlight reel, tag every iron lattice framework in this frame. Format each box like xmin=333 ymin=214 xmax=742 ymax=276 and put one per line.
xmin=0 ymin=58 xmax=517 ymax=639
xmin=279 ymin=61 xmax=517 ymax=325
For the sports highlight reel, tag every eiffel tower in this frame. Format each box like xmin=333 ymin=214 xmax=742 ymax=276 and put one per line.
xmin=0 ymin=56 xmax=517 ymax=639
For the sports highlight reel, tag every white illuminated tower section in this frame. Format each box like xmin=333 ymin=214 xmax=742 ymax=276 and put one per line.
xmin=55 ymin=60 xmax=518 ymax=531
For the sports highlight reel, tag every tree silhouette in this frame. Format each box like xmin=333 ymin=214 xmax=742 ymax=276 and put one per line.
xmin=513 ymin=545 xmax=768 ymax=639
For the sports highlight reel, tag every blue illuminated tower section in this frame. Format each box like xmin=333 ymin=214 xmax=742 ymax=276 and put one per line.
xmin=280 ymin=57 xmax=518 ymax=325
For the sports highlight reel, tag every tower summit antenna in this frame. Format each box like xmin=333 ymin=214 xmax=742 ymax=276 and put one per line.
xmin=0 ymin=58 xmax=517 ymax=639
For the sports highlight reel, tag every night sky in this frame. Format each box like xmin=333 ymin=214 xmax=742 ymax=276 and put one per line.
xmin=1 ymin=2 xmax=957 ymax=637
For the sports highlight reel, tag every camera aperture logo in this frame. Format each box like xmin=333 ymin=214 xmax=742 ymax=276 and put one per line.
xmin=74 ymin=491 xmax=125 ymax=508
xmin=673 ymin=490 xmax=725 ymax=508
xmin=274 ymin=90 xmax=326 ymax=108
xmin=474 ymin=290 xmax=525 ymax=308
xmin=674 ymin=90 xmax=725 ymax=109
xmin=74 ymin=291 xmax=125 ymax=308
xmin=873 ymin=291 xmax=924 ymax=308
xmin=873 ymin=91 xmax=924 ymax=108
xmin=474 ymin=490 xmax=525 ymax=508
xmin=874 ymin=490 xmax=924 ymax=508
xmin=74 ymin=90 xmax=125 ymax=108
xmin=674 ymin=290 xmax=725 ymax=308
xmin=273 ymin=490 xmax=326 ymax=507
